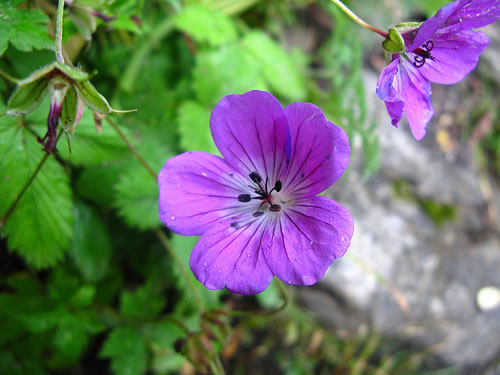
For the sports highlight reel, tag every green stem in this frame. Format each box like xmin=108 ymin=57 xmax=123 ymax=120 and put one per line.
xmin=105 ymin=116 xmax=158 ymax=180
xmin=55 ymin=0 xmax=65 ymax=64
xmin=0 ymin=130 xmax=63 ymax=228
xmin=329 ymin=0 xmax=388 ymax=37
xmin=119 ymin=18 xmax=174 ymax=93
xmin=0 ymin=70 xmax=20 ymax=84
xmin=105 ymin=115 xmax=205 ymax=311
xmin=230 ymin=278 xmax=290 ymax=318
xmin=155 ymin=228 xmax=205 ymax=311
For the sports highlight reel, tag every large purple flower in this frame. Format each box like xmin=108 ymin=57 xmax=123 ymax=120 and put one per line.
xmin=377 ymin=0 xmax=500 ymax=140
xmin=158 ymin=90 xmax=353 ymax=295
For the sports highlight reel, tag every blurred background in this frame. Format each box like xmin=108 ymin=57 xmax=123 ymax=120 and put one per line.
xmin=0 ymin=0 xmax=499 ymax=374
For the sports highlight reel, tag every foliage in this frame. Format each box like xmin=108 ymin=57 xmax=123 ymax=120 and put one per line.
xmin=0 ymin=0 xmax=472 ymax=374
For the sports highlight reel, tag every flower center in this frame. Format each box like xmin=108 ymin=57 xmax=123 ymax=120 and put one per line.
xmin=237 ymin=171 xmax=283 ymax=217
xmin=412 ymin=40 xmax=435 ymax=68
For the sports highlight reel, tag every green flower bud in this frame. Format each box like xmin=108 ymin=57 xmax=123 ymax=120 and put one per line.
xmin=7 ymin=61 xmax=134 ymax=154
xmin=382 ymin=27 xmax=406 ymax=53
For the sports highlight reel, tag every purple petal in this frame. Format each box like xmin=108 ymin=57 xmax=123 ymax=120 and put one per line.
xmin=262 ymin=196 xmax=353 ymax=286
xmin=399 ymin=61 xmax=434 ymax=140
xmin=410 ymin=0 xmax=500 ymax=51
xmin=189 ymin=218 xmax=273 ymax=294
xmin=281 ymin=103 xmax=350 ymax=197
xmin=158 ymin=151 xmax=249 ymax=236
xmin=210 ymin=90 xmax=290 ymax=184
xmin=376 ymin=58 xmax=405 ymax=127
xmin=446 ymin=0 xmax=500 ymax=30
xmin=416 ymin=29 xmax=490 ymax=84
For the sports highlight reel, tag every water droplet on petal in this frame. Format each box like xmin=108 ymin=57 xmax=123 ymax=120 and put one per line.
xmin=170 ymin=215 xmax=176 ymax=220
xmin=247 ymin=253 xmax=251 ymax=258
xmin=203 ymin=262 xmax=207 ymax=266
xmin=341 ymin=236 xmax=346 ymax=241
xmin=288 ymin=279 xmax=293 ymax=284
xmin=218 ymin=269 xmax=222 ymax=274
xmin=202 ymin=172 xmax=207 ymax=176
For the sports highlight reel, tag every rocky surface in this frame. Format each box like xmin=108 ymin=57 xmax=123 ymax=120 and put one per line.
xmin=299 ymin=67 xmax=500 ymax=373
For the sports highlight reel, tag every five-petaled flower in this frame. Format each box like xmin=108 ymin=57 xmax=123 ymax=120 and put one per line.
xmin=158 ymin=90 xmax=353 ymax=295
xmin=377 ymin=0 xmax=500 ymax=140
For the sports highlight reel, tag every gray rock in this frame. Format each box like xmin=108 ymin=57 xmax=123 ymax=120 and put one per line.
xmin=301 ymin=70 xmax=500 ymax=371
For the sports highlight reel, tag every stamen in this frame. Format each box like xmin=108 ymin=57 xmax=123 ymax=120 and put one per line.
xmin=249 ymin=171 xmax=262 ymax=184
xmin=269 ymin=204 xmax=281 ymax=212
xmin=412 ymin=40 xmax=435 ymax=68
xmin=238 ymin=194 xmax=251 ymax=202
xmin=253 ymin=211 xmax=264 ymax=217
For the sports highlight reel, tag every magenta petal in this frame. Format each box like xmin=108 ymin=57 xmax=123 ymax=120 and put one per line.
xmin=385 ymin=101 xmax=404 ymax=127
xmin=417 ymin=29 xmax=490 ymax=84
xmin=410 ymin=0 xmax=466 ymax=51
xmin=210 ymin=90 xmax=290 ymax=183
xmin=189 ymin=219 xmax=273 ymax=294
xmin=281 ymin=103 xmax=350 ymax=197
xmin=158 ymin=151 xmax=248 ymax=236
xmin=262 ymin=196 xmax=353 ymax=286
xmin=376 ymin=58 xmax=405 ymax=128
xmin=446 ymin=0 xmax=500 ymax=30
xmin=400 ymin=62 xmax=434 ymax=140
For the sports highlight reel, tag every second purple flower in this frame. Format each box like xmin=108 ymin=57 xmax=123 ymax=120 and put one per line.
xmin=158 ymin=90 xmax=353 ymax=295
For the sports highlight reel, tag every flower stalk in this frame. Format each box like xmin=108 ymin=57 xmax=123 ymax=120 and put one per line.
xmin=329 ymin=0 xmax=388 ymax=37
xmin=55 ymin=0 xmax=65 ymax=64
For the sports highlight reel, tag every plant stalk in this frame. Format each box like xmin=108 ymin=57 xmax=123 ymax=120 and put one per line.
xmin=329 ymin=0 xmax=388 ymax=37
xmin=55 ymin=0 xmax=65 ymax=64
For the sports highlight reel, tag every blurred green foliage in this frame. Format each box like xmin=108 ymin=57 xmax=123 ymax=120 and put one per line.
xmin=0 ymin=0 xmax=459 ymax=374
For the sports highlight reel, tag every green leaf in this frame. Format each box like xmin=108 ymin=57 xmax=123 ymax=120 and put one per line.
xmin=174 ymin=5 xmax=238 ymax=46
xmin=113 ymin=134 xmax=173 ymax=231
xmin=242 ymin=31 xmax=307 ymax=101
xmin=75 ymin=163 xmax=124 ymax=205
xmin=100 ymin=326 xmax=148 ymax=375
xmin=177 ymin=101 xmax=218 ymax=154
xmin=49 ymin=314 xmax=90 ymax=368
xmin=0 ymin=4 xmax=54 ymax=55
xmin=70 ymin=201 xmax=112 ymax=282
xmin=57 ymin=110 xmax=129 ymax=166
xmin=119 ymin=284 xmax=165 ymax=319
xmin=0 ymin=127 xmax=73 ymax=268
xmin=193 ymin=43 xmax=267 ymax=106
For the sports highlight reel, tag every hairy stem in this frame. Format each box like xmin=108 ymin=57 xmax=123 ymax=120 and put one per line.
xmin=0 ymin=130 xmax=63 ymax=228
xmin=105 ymin=116 xmax=158 ymax=180
xmin=329 ymin=0 xmax=388 ymax=37
xmin=155 ymin=228 xmax=205 ymax=311
xmin=55 ymin=0 xmax=65 ymax=64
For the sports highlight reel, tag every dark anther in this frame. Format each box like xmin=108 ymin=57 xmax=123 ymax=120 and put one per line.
xmin=249 ymin=171 xmax=262 ymax=183
xmin=230 ymin=222 xmax=240 ymax=229
xmin=412 ymin=40 xmax=435 ymax=68
xmin=253 ymin=211 xmax=264 ymax=217
xmin=238 ymin=194 xmax=251 ymax=202
xmin=269 ymin=204 xmax=281 ymax=212
xmin=274 ymin=180 xmax=282 ymax=192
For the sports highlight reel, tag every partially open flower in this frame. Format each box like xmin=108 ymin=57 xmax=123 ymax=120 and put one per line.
xmin=7 ymin=61 xmax=132 ymax=154
xmin=158 ymin=90 xmax=353 ymax=294
xmin=377 ymin=0 xmax=500 ymax=140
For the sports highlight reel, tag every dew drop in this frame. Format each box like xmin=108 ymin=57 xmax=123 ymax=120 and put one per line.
xmin=247 ymin=253 xmax=251 ymax=258
xmin=238 ymin=272 xmax=243 ymax=276
xmin=341 ymin=236 xmax=346 ymax=241
xmin=205 ymin=267 xmax=209 ymax=272
xmin=170 ymin=215 xmax=176 ymax=220
xmin=218 ymin=269 xmax=222 ymax=274
xmin=288 ymin=279 xmax=293 ymax=284
xmin=333 ymin=146 xmax=337 ymax=152
xmin=203 ymin=262 xmax=208 ymax=266
xmin=202 ymin=172 xmax=207 ymax=176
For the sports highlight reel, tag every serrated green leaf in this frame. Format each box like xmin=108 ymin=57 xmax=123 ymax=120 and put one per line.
xmin=57 ymin=110 xmax=129 ymax=166
xmin=174 ymin=5 xmax=237 ymax=46
xmin=0 ymin=127 xmax=73 ymax=268
xmin=49 ymin=314 xmax=90 ymax=368
xmin=100 ymin=327 xmax=148 ymax=375
xmin=70 ymin=201 xmax=112 ymax=281
xmin=0 ymin=4 xmax=54 ymax=55
xmin=119 ymin=284 xmax=165 ymax=319
xmin=193 ymin=43 xmax=267 ymax=106
xmin=242 ymin=31 xmax=307 ymax=101
xmin=177 ymin=101 xmax=218 ymax=154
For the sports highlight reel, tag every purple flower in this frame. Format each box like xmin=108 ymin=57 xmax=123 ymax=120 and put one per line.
xmin=377 ymin=0 xmax=500 ymax=140
xmin=158 ymin=90 xmax=353 ymax=295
